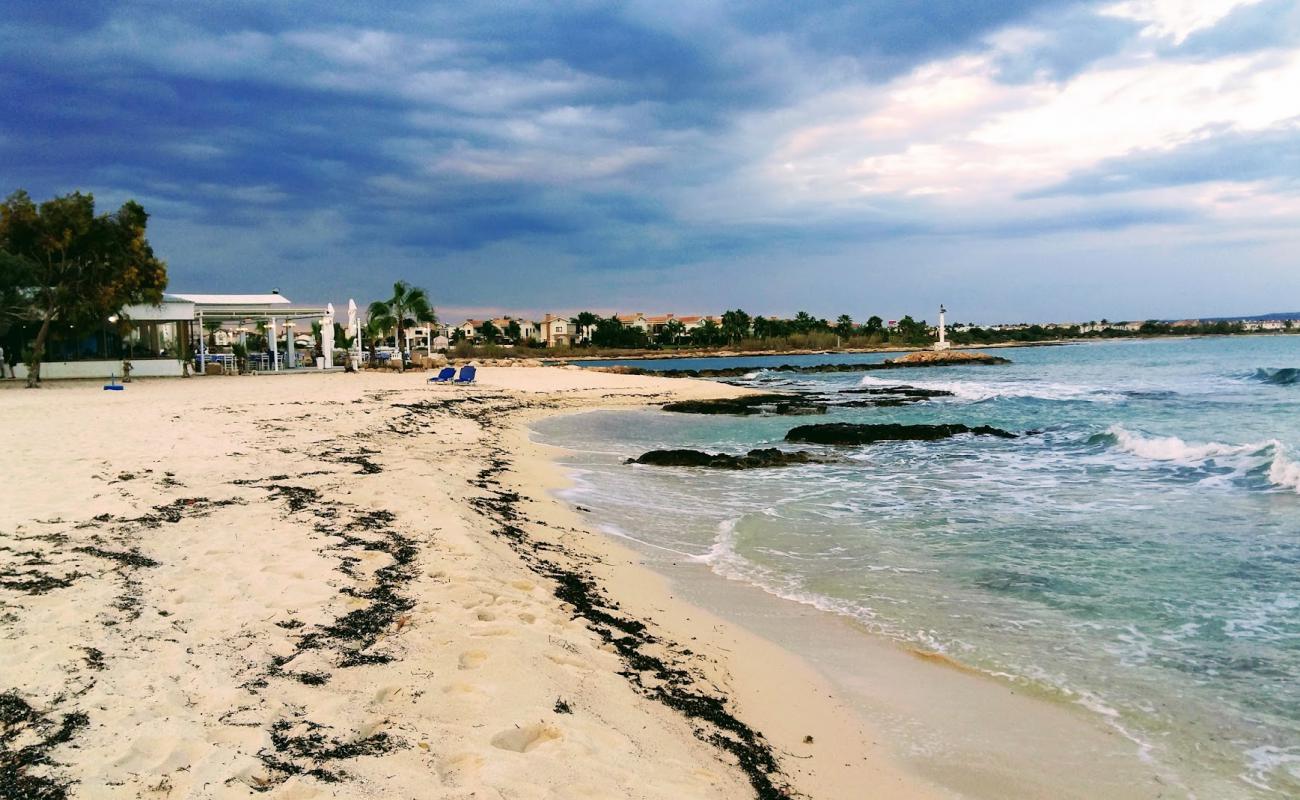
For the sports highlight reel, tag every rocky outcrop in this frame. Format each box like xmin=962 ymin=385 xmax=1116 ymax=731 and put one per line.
xmin=784 ymin=422 xmax=1016 ymax=445
xmin=628 ymin=448 xmax=828 ymax=469
xmin=661 ymin=394 xmax=826 ymax=416
xmin=589 ymin=355 xmax=1009 ymax=379
xmin=886 ymin=351 xmax=1009 ymax=366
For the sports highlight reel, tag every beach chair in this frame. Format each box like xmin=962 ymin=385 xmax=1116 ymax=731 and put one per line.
xmin=427 ymin=367 xmax=455 ymax=383
xmin=454 ymin=365 xmax=476 ymax=384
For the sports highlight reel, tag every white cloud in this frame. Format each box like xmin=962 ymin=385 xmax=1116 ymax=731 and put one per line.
xmin=1100 ymin=0 xmax=1267 ymax=45
xmin=745 ymin=15 xmax=1300 ymax=214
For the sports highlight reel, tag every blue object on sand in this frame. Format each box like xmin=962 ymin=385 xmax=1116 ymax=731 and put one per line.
xmin=428 ymin=366 xmax=456 ymax=383
xmin=454 ymin=365 xmax=476 ymax=384
xmin=103 ymin=372 xmax=124 ymax=391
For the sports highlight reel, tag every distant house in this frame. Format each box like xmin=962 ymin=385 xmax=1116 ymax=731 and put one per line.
xmin=457 ymin=320 xmax=484 ymax=339
xmin=616 ymin=313 xmax=650 ymax=332
xmin=540 ymin=314 xmax=577 ymax=347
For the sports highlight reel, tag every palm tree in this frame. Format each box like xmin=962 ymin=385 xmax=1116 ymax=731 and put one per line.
xmin=572 ymin=311 xmax=599 ymax=344
xmin=368 ymin=281 xmax=436 ymax=371
xmin=658 ymin=319 xmax=686 ymax=345
xmin=363 ymin=317 xmax=387 ymax=365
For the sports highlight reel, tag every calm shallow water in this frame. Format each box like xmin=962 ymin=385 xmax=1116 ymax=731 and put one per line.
xmin=533 ymin=337 xmax=1300 ymax=797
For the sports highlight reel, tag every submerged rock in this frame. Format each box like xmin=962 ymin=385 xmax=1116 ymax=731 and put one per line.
xmin=628 ymin=447 xmax=827 ymax=469
xmin=784 ymin=422 xmax=1016 ymax=445
xmin=661 ymin=394 xmax=826 ymax=416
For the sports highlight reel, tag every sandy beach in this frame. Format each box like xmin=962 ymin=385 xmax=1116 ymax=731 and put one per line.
xmin=1 ymin=367 xmax=1161 ymax=799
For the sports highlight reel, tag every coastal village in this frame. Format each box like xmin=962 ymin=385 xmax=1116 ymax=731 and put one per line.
xmin=2 ymin=282 xmax=1294 ymax=383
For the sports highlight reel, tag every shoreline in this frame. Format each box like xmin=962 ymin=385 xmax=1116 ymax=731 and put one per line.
xmin=0 ymin=367 xmax=1167 ymax=799
xmin=518 ymin=404 xmax=1174 ymax=800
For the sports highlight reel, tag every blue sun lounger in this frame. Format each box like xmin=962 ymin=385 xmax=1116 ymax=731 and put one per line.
xmin=454 ymin=365 xmax=476 ymax=384
xmin=428 ymin=366 xmax=456 ymax=383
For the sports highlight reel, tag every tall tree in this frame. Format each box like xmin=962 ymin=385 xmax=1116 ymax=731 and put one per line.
xmin=367 ymin=280 xmax=435 ymax=371
xmin=0 ymin=190 xmax=168 ymax=387
xmin=835 ymin=314 xmax=854 ymax=338
xmin=572 ymin=311 xmax=599 ymax=343
xmin=478 ymin=320 xmax=500 ymax=343
xmin=658 ymin=319 xmax=685 ymax=345
xmin=504 ymin=319 xmax=522 ymax=342
xmin=792 ymin=311 xmax=816 ymax=333
xmin=692 ymin=318 xmax=723 ymax=347
xmin=720 ymin=309 xmax=752 ymax=343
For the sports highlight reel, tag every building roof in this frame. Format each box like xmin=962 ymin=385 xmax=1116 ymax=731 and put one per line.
xmin=170 ymin=293 xmax=291 ymax=305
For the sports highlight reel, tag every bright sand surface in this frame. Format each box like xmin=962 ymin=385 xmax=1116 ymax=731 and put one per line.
xmin=0 ymin=367 xmax=1160 ymax=799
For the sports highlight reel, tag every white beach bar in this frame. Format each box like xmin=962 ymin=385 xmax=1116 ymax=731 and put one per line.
xmin=172 ymin=293 xmax=331 ymax=373
xmin=13 ymin=292 xmax=335 ymax=381
xmin=12 ymin=295 xmax=196 ymax=380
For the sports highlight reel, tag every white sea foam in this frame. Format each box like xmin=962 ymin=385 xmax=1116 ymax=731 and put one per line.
xmin=1268 ymin=449 xmax=1300 ymax=492
xmin=1105 ymin=426 xmax=1300 ymax=493
xmin=1106 ymin=425 xmax=1268 ymax=463
xmin=856 ymin=374 xmax=1122 ymax=402
xmin=1242 ymin=745 xmax=1300 ymax=792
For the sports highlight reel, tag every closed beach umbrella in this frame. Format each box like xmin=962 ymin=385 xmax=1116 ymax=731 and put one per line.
xmin=323 ymin=303 xmax=335 ymax=368
xmin=269 ymin=317 xmax=279 ymax=370
xmin=347 ymin=298 xmax=359 ymax=366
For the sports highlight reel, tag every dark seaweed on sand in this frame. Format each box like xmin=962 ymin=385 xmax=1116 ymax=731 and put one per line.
xmin=0 ymin=691 xmax=89 ymax=800
xmin=431 ymin=395 xmax=792 ymax=800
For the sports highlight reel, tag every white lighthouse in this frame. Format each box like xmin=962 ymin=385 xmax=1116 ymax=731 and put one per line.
xmin=933 ymin=304 xmax=952 ymax=351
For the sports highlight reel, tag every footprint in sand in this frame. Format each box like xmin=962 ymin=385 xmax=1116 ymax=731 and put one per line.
xmin=490 ymin=723 xmax=563 ymax=753
xmin=436 ymin=751 xmax=484 ymax=783
xmin=475 ymin=610 xmax=496 ymax=622
xmin=458 ymin=650 xmax=488 ymax=669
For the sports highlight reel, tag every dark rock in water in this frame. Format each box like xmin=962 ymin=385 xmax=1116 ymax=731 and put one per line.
xmin=661 ymin=394 xmax=826 ymax=416
xmin=784 ymin=422 xmax=1016 ymax=445
xmin=839 ymin=386 xmax=955 ymax=398
xmin=628 ymin=447 xmax=827 ymax=469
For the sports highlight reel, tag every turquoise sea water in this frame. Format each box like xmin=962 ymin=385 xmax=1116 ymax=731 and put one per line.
xmin=534 ymin=337 xmax=1300 ymax=797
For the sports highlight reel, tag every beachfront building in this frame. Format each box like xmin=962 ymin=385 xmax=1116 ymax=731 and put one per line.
xmin=540 ymin=314 xmax=578 ymax=347
xmin=7 ymin=291 xmax=335 ymax=380
xmin=9 ymin=294 xmax=196 ymax=380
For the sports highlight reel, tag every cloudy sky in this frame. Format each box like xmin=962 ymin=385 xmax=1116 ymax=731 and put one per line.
xmin=3 ymin=0 xmax=1298 ymax=323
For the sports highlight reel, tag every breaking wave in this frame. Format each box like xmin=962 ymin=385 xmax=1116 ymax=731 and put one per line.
xmin=1096 ymin=426 xmax=1300 ymax=493
xmin=1245 ymin=367 xmax=1300 ymax=386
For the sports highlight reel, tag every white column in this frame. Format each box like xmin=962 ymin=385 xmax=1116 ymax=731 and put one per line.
xmin=270 ymin=317 xmax=280 ymax=371
xmin=286 ymin=322 xmax=295 ymax=368
xmin=198 ymin=311 xmax=206 ymax=371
